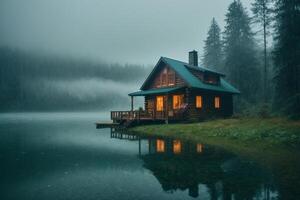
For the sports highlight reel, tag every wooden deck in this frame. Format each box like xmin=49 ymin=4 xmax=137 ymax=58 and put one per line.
xmin=96 ymin=110 xmax=186 ymax=129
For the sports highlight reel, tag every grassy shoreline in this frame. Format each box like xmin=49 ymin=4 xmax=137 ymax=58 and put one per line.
xmin=130 ymin=118 xmax=300 ymax=166
xmin=131 ymin=118 xmax=300 ymax=146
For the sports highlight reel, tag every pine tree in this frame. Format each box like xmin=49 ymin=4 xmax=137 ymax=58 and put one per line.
xmin=223 ymin=0 xmax=261 ymax=104
xmin=202 ymin=18 xmax=223 ymax=72
xmin=251 ymin=0 xmax=273 ymax=102
xmin=273 ymin=0 xmax=300 ymax=118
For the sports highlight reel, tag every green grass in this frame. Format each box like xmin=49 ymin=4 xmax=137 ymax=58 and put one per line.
xmin=131 ymin=118 xmax=300 ymax=146
xmin=130 ymin=118 xmax=300 ymax=166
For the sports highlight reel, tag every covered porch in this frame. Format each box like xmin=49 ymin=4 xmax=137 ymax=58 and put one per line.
xmin=111 ymin=87 xmax=188 ymax=124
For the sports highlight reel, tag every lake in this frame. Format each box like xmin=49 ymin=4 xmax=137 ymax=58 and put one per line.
xmin=0 ymin=113 xmax=299 ymax=200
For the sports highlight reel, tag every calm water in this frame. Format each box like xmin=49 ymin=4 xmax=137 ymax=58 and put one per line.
xmin=0 ymin=113 xmax=299 ymax=200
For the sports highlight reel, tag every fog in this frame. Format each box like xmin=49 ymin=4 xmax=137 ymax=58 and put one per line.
xmin=0 ymin=48 xmax=147 ymax=111
xmin=0 ymin=0 xmax=253 ymax=64
xmin=0 ymin=0 xmax=259 ymax=112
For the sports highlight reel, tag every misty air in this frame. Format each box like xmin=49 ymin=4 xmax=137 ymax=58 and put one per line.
xmin=0 ymin=0 xmax=299 ymax=200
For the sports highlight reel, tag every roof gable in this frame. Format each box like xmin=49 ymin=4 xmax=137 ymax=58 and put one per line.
xmin=140 ymin=57 xmax=189 ymax=90
xmin=140 ymin=57 xmax=240 ymax=94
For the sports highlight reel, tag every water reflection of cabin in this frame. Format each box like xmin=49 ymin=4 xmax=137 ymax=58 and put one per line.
xmin=110 ymin=131 xmax=276 ymax=199
xmin=110 ymin=131 xmax=204 ymax=156
xmin=148 ymin=138 xmax=203 ymax=155
xmin=111 ymin=51 xmax=239 ymax=126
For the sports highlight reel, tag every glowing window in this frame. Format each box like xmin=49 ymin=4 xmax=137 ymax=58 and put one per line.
xmin=197 ymin=144 xmax=203 ymax=153
xmin=168 ymin=71 xmax=175 ymax=86
xmin=173 ymin=140 xmax=181 ymax=154
xmin=214 ymin=97 xmax=220 ymax=108
xmin=196 ymin=96 xmax=202 ymax=108
xmin=173 ymin=95 xmax=184 ymax=109
xmin=156 ymin=139 xmax=165 ymax=153
xmin=156 ymin=96 xmax=164 ymax=111
xmin=161 ymin=69 xmax=168 ymax=86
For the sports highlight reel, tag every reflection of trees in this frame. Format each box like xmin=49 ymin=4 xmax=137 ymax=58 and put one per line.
xmin=141 ymin=138 xmax=275 ymax=199
xmin=142 ymin=153 xmax=225 ymax=198
xmin=221 ymin=157 xmax=275 ymax=200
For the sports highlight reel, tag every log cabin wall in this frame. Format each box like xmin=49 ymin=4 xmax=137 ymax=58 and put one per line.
xmin=145 ymin=96 xmax=155 ymax=113
xmin=185 ymin=89 xmax=233 ymax=121
xmin=144 ymin=90 xmax=233 ymax=121
xmin=145 ymin=94 xmax=174 ymax=119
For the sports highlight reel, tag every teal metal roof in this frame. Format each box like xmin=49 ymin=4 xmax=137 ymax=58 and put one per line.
xmin=138 ymin=57 xmax=240 ymax=94
xmin=164 ymin=56 xmax=226 ymax=76
xmin=129 ymin=87 xmax=183 ymax=96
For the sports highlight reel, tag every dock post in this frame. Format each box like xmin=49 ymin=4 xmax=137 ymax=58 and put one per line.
xmin=138 ymin=138 xmax=141 ymax=156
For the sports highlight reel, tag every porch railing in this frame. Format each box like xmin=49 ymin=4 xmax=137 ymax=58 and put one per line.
xmin=111 ymin=108 xmax=187 ymax=122
xmin=111 ymin=110 xmax=154 ymax=121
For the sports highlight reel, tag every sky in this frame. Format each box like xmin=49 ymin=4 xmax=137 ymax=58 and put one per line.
xmin=0 ymin=0 xmax=254 ymax=65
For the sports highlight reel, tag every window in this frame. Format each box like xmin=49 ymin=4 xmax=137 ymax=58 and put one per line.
xmin=161 ymin=73 xmax=167 ymax=86
xmin=204 ymin=74 xmax=219 ymax=84
xmin=156 ymin=96 xmax=164 ymax=111
xmin=156 ymin=139 xmax=165 ymax=153
xmin=173 ymin=95 xmax=184 ymax=109
xmin=168 ymin=71 xmax=175 ymax=86
xmin=214 ymin=96 xmax=220 ymax=108
xmin=173 ymin=140 xmax=181 ymax=154
xmin=161 ymin=68 xmax=168 ymax=86
xmin=196 ymin=96 xmax=202 ymax=108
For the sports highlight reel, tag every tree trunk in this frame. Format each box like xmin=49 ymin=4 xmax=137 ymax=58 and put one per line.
xmin=263 ymin=16 xmax=267 ymax=103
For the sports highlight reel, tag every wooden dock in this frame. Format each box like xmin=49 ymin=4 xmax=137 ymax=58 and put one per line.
xmin=96 ymin=121 xmax=120 ymax=129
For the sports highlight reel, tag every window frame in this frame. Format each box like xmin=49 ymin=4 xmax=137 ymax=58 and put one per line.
xmin=173 ymin=95 xmax=184 ymax=110
xmin=196 ymin=95 xmax=203 ymax=109
xmin=214 ymin=96 xmax=220 ymax=109
xmin=156 ymin=96 xmax=164 ymax=111
xmin=168 ymin=70 xmax=175 ymax=86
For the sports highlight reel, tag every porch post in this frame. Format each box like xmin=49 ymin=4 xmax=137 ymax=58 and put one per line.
xmin=138 ymin=137 xmax=141 ymax=156
xmin=131 ymin=96 xmax=134 ymax=112
xmin=153 ymin=96 xmax=156 ymax=120
xmin=185 ymin=87 xmax=190 ymax=120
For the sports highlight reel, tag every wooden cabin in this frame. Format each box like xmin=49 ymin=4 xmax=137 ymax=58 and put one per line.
xmin=111 ymin=51 xmax=239 ymax=126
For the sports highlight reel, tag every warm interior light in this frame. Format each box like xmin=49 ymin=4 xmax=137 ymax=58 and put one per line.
xmin=173 ymin=140 xmax=181 ymax=154
xmin=197 ymin=144 xmax=203 ymax=153
xmin=168 ymin=71 xmax=175 ymax=86
xmin=156 ymin=139 xmax=165 ymax=152
xmin=173 ymin=95 xmax=184 ymax=109
xmin=156 ymin=96 xmax=164 ymax=111
xmin=196 ymin=96 xmax=202 ymax=108
xmin=161 ymin=68 xmax=168 ymax=86
xmin=214 ymin=96 xmax=220 ymax=108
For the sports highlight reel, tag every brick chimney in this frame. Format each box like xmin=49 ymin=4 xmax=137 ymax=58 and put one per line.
xmin=189 ymin=50 xmax=198 ymax=66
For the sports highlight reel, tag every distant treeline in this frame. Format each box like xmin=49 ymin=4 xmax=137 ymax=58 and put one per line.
xmin=0 ymin=47 xmax=150 ymax=111
xmin=0 ymin=47 xmax=148 ymax=82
